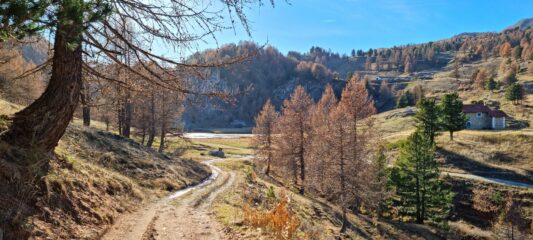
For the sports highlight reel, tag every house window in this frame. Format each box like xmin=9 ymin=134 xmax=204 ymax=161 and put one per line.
xmin=477 ymin=112 xmax=482 ymax=118
xmin=466 ymin=121 xmax=471 ymax=128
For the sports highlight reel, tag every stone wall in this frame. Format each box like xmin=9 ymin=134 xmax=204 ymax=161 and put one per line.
xmin=492 ymin=117 xmax=505 ymax=129
xmin=466 ymin=112 xmax=490 ymax=129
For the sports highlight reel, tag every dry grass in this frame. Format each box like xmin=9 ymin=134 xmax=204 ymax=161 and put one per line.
xmin=437 ymin=131 xmax=533 ymax=173
xmin=162 ymin=136 xmax=254 ymax=161
xmin=26 ymin=123 xmax=211 ymax=238
xmin=31 ymin=154 xmax=145 ymax=239
xmin=57 ymin=124 xmax=210 ymax=195
xmin=0 ymin=98 xmax=22 ymax=115
xmin=374 ymin=107 xmax=416 ymax=138
xmin=0 ymin=110 xmax=211 ymax=239
xmin=211 ymin=159 xmax=443 ymax=240
xmin=448 ymin=221 xmax=497 ymax=240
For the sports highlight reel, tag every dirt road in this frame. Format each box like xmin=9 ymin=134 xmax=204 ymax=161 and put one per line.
xmin=443 ymin=171 xmax=533 ymax=189
xmin=101 ymin=159 xmax=235 ymax=240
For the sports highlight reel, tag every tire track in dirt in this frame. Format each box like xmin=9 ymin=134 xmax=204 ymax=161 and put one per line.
xmin=101 ymin=158 xmax=236 ymax=240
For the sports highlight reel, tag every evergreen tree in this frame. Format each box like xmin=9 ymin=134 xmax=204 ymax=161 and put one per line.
xmin=505 ymin=83 xmax=525 ymax=105
xmin=390 ymin=131 xmax=453 ymax=226
xmin=414 ymin=97 xmax=439 ymax=144
xmin=438 ymin=93 xmax=467 ymax=141
xmin=503 ymin=70 xmax=518 ymax=86
xmin=485 ymin=77 xmax=497 ymax=91
xmin=396 ymin=90 xmax=415 ymax=108
xmin=368 ymin=145 xmax=391 ymax=217
xmin=397 ymin=94 xmax=409 ymax=108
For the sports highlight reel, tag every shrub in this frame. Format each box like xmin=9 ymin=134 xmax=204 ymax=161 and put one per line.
xmin=243 ymin=191 xmax=300 ymax=239
xmin=244 ymin=166 xmax=255 ymax=183
xmin=472 ymin=188 xmax=504 ymax=214
xmin=266 ymin=186 xmax=277 ymax=203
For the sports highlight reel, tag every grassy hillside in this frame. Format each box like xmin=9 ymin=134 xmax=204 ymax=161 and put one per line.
xmin=211 ymin=158 xmax=444 ymax=239
xmin=0 ymin=99 xmax=211 ymax=239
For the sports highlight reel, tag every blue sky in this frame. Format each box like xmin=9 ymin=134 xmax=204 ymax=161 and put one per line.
xmin=197 ymin=0 xmax=533 ymax=55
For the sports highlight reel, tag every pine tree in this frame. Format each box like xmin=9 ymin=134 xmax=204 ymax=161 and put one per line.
xmin=485 ymin=77 xmax=497 ymax=91
xmin=397 ymin=94 xmax=409 ymax=108
xmin=252 ymin=99 xmax=279 ymax=176
xmin=390 ymin=131 xmax=453 ymax=226
xmin=367 ymin=145 xmax=391 ymax=217
xmin=505 ymin=83 xmax=525 ymax=105
xmin=414 ymin=97 xmax=439 ymax=144
xmin=439 ymin=93 xmax=467 ymax=141
xmin=396 ymin=90 xmax=415 ymax=108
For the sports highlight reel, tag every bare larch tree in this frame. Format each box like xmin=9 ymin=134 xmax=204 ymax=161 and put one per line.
xmin=0 ymin=0 xmax=275 ymax=159
xmin=252 ymin=99 xmax=279 ymax=176
xmin=276 ymin=86 xmax=313 ymax=194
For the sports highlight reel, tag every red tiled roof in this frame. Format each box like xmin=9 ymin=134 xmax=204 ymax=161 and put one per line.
xmin=462 ymin=104 xmax=507 ymax=118
xmin=463 ymin=104 xmax=491 ymax=113
xmin=489 ymin=110 xmax=507 ymax=118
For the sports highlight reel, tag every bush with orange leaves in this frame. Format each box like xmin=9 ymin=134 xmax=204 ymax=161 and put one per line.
xmin=243 ymin=191 xmax=300 ymax=239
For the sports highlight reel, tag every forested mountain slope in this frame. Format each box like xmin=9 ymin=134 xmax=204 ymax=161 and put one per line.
xmin=183 ymin=24 xmax=533 ymax=128
xmin=3 ymin=20 xmax=533 ymax=129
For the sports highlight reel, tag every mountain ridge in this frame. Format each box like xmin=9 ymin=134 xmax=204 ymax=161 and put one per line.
xmin=506 ymin=17 xmax=533 ymax=31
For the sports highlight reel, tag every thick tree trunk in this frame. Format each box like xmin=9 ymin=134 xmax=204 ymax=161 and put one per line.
xmin=449 ymin=131 xmax=454 ymax=141
xmin=1 ymin=21 xmax=82 ymax=154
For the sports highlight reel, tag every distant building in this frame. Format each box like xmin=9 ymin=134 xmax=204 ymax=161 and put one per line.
xmin=463 ymin=104 xmax=507 ymax=130
xmin=375 ymin=76 xmax=412 ymax=82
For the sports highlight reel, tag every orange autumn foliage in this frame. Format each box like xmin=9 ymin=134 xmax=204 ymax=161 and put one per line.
xmin=243 ymin=192 xmax=300 ymax=239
